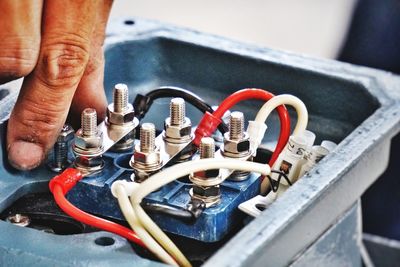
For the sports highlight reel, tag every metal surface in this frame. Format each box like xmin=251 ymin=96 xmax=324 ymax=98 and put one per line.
xmin=0 ymin=17 xmax=398 ymax=266
xmin=290 ymin=202 xmax=362 ymax=267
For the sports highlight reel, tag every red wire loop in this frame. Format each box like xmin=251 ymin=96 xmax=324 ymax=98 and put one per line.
xmin=194 ymin=88 xmax=291 ymax=166
xmin=49 ymin=169 xmax=144 ymax=247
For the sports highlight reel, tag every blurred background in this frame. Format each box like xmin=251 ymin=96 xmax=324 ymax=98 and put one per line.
xmin=111 ymin=0 xmax=357 ymax=59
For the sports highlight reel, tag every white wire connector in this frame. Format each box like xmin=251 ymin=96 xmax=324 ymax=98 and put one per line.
xmin=247 ymin=120 xmax=268 ymax=154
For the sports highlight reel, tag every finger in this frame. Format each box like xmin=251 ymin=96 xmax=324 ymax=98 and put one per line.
xmin=7 ymin=0 xmax=98 ymax=170
xmin=68 ymin=0 xmax=113 ymax=129
xmin=0 ymin=0 xmax=42 ymax=84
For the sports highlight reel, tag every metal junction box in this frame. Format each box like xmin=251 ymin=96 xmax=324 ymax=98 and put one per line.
xmin=0 ymin=18 xmax=399 ymax=266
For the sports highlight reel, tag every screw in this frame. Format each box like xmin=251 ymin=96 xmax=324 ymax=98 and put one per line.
xmin=81 ymin=108 xmax=97 ymax=137
xmin=170 ymin=98 xmax=185 ymax=126
xmin=48 ymin=124 xmax=74 ymax=172
xmin=229 ymin=111 xmax=244 ymax=140
xmin=199 ymin=137 xmax=215 ymax=159
xmin=7 ymin=214 xmax=30 ymax=227
xmin=140 ymin=123 xmax=156 ymax=152
xmin=113 ymin=83 xmax=129 ymax=112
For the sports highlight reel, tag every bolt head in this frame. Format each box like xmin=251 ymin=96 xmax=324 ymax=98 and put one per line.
xmin=74 ymin=129 xmax=103 ymax=150
xmin=132 ymin=145 xmax=161 ymax=166
xmin=107 ymin=103 xmax=135 ymax=125
xmin=57 ymin=124 xmax=75 ymax=142
xmin=223 ymin=132 xmax=251 ymax=155
xmin=164 ymin=117 xmax=192 ymax=140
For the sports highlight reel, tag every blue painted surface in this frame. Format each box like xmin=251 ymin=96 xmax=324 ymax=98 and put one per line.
xmin=67 ymin=152 xmax=261 ymax=242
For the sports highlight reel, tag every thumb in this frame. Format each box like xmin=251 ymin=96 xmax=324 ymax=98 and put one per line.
xmin=7 ymin=0 xmax=97 ymax=170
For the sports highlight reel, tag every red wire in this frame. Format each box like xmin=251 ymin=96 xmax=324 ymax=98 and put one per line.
xmin=49 ymin=169 xmax=144 ymax=247
xmin=195 ymin=88 xmax=291 ymax=166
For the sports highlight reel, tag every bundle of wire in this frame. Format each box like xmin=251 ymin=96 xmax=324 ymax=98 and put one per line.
xmin=49 ymin=89 xmax=308 ymax=266
xmin=111 ymin=93 xmax=308 ymax=266
xmin=112 ymin=159 xmax=272 ymax=266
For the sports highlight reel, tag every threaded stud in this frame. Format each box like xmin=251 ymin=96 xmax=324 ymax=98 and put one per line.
xmin=199 ymin=137 xmax=215 ymax=159
xmin=170 ymin=98 xmax=185 ymax=126
xmin=229 ymin=111 xmax=244 ymax=140
xmin=113 ymin=83 xmax=129 ymax=112
xmin=81 ymin=108 xmax=97 ymax=137
xmin=140 ymin=123 xmax=156 ymax=152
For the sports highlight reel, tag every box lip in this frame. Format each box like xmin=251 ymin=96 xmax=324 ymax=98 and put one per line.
xmin=0 ymin=17 xmax=398 ymax=266
xmin=105 ymin=17 xmax=400 ymax=266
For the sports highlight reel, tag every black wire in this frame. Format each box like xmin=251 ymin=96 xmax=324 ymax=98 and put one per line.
xmin=266 ymin=170 xmax=293 ymax=193
xmin=141 ymin=198 xmax=205 ymax=224
xmin=132 ymin=86 xmax=228 ymax=133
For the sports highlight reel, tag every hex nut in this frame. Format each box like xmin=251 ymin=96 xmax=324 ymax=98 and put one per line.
xmin=107 ymin=103 xmax=135 ymax=125
xmin=193 ymin=185 xmax=220 ymax=197
xmin=163 ymin=117 xmax=192 ymax=142
xmin=74 ymin=129 xmax=103 ymax=150
xmin=131 ymin=144 xmax=162 ymax=171
xmin=222 ymin=132 xmax=251 ymax=157
xmin=57 ymin=125 xmax=75 ymax=143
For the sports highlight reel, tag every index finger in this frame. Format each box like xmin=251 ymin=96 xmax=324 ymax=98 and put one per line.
xmin=7 ymin=0 xmax=99 ymax=170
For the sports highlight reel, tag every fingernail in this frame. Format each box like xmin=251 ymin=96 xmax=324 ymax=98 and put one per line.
xmin=8 ymin=141 xmax=44 ymax=170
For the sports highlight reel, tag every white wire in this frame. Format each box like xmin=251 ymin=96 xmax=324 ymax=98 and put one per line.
xmin=255 ymin=94 xmax=308 ymax=136
xmin=131 ymin=158 xmax=271 ymax=203
xmin=253 ymin=94 xmax=308 ymax=194
xmin=113 ymin=183 xmax=178 ymax=266
xmin=119 ymin=159 xmax=271 ymax=266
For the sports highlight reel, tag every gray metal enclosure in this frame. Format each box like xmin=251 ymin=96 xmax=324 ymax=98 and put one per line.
xmin=0 ymin=18 xmax=399 ymax=266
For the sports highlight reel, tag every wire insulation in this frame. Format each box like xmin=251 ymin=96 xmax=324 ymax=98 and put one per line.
xmin=133 ymin=86 xmax=228 ymax=133
xmin=194 ymin=88 xmax=291 ymax=166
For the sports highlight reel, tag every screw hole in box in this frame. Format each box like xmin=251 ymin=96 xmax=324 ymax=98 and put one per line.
xmin=95 ymin=236 xmax=115 ymax=246
xmin=124 ymin=20 xmax=135 ymax=26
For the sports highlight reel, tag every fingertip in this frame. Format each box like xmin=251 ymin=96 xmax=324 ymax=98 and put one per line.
xmin=8 ymin=141 xmax=44 ymax=171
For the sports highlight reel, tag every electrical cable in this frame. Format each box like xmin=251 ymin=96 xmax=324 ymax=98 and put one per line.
xmin=266 ymin=170 xmax=292 ymax=193
xmin=257 ymin=95 xmax=308 ymax=193
xmin=193 ymin=88 xmax=291 ymax=166
xmin=132 ymin=86 xmax=228 ymax=133
xmin=49 ymin=168 xmax=144 ymax=248
xmin=255 ymin=94 xmax=308 ymax=136
xmin=113 ymin=184 xmax=178 ymax=266
xmin=142 ymin=201 xmax=205 ymax=224
xmin=111 ymin=158 xmax=271 ymax=267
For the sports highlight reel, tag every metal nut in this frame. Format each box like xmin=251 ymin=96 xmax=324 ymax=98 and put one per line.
xmin=193 ymin=185 xmax=220 ymax=197
xmin=57 ymin=124 xmax=74 ymax=142
xmin=222 ymin=132 xmax=251 ymax=156
xmin=164 ymin=117 xmax=192 ymax=142
xmin=106 ymin=103 xmax=135 ymax=125
xmin=133 ymin=150 xmax=161 ymax=166
xmin=74 ymin=129 xmax=103 ymax=150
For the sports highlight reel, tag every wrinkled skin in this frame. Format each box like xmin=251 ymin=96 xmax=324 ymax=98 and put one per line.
xmin=1 ymin=0 xmax=113 ymax=170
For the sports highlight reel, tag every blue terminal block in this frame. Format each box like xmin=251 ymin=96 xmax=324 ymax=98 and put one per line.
xmin=67 ymin=150 xmax=261 ymax=242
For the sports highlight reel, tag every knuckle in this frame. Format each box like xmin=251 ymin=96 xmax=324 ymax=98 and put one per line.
xmin=38 ymin=36 xmax=90 ymax=88
xmin=0 ymin=36 xmax=40 ymax=79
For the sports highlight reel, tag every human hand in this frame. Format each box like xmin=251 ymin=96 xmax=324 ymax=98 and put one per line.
xmin=2 ymin=0 xmax=113 ymax=170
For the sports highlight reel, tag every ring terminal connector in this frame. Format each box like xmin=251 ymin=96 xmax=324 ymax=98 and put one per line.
xmin=189 ymin=137 xmax=221 ymax=208
xmin=130 ymin=123 xmax=163 ymax=182
xmin=73 ymin=108 xmax=105 ymax=174
xmin=163 ymin=97 xmax=193 ymax=162
xmin=222 ymin=111 xmax=252 ymax=181
xmin=106 ymin=83 xmax=138 ymax=151
xmin=47 ymin=124 xmax=74 ymax=173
